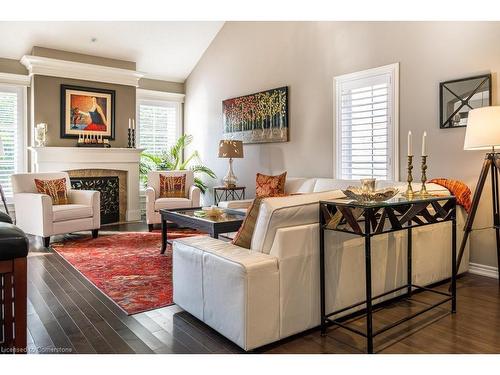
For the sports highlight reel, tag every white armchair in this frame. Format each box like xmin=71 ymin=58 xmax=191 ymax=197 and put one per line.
xmin=145 ymin=170 xmax=201 ymax=231
xmin=11 ymin=172 xmax=100 ymax=247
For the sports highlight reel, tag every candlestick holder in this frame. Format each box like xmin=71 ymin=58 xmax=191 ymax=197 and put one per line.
xmin=131 ymin=128 xmax=136 ymax=148
xmin=403 ymin=155 xmax=414 ymax=197
xmin=127 ymin=128 xmax=132 ymax=148
xmin=419 ymin=155 xmax=429 ymax=196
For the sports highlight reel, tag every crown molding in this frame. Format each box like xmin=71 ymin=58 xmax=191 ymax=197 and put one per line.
xmin=20 ymin=55 xmax=144 ymax=87
xmin=0 ymin=72 xmax=30 ymax=86
xmin=137 ymin=88 xmax=185 ymax=103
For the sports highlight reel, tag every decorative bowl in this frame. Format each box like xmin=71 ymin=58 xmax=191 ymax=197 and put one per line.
xmin=342 ymin=186 xmax=399 ymax=203
xmin=202 ymin=206 xmax=225 ymax=217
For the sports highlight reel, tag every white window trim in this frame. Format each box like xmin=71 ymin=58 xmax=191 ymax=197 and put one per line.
xmin=136 ymin=90 xmax=184 ymax=194
xmin=0 ymin=82 xmax=28 ymax=202
xmin=334 ymin=63 xmax=399 ymax=181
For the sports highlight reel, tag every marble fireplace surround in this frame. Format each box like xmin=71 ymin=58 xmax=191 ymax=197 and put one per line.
xmin=29 ymin=147 xmax=144 ymax=221
xmin=67 ymin=169 xmax=127 ymax=223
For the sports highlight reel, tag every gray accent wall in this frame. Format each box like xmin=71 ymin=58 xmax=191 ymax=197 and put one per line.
xmin=184 ymin=21 xmax=500 ymax=268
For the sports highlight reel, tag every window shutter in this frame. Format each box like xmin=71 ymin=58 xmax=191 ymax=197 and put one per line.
xmin=138 ymin=100 xmax=180 ymax=156
xmin=0 ymin=87 xmax=21 ymax=197
xmin=336 ymin=68 xmax=396 ymax=181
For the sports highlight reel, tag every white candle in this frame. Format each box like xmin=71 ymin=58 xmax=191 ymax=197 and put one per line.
xmin=407 ymin=131 xmax=413 ymax=156
xmin=128 ymin=118 xmax=131 ymax=129
xmin=422 ymin=131 xmax=427 ymax=156
xmin=132 ymin=119 xmax=135 ymax=130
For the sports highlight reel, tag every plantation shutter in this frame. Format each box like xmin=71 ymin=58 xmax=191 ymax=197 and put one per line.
xmin=336 ymin=67 xmax=397 ymax=181
xmin=138 ymin=100 xmax=180 ymax=156
xmin=0 ymin=85 xmax=23 ymax=197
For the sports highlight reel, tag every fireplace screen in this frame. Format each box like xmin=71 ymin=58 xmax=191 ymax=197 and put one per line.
xmin=70 ymin=176 xmax=120 ymax=224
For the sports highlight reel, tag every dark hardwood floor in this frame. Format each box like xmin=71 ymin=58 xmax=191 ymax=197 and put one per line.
xmin=25 ymin=222 xmax=500 ymax=354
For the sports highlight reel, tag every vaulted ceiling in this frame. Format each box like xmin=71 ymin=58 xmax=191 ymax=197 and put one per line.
xmin=0 ymin=21 xmax=225 ymax=82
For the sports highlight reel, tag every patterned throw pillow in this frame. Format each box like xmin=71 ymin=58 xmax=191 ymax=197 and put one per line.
xmin=255 ymin=172 xmax=287 ymax=198
xmin=159 ymin=174 xmax=186 ymax=198
xmin=232 ymin=197 xmax=264 ymax=249
xmin=34 ymin=177 xmax=69 ymax=205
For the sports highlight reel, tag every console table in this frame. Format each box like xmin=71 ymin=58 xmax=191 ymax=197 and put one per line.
xmin=319 ymin=195 xmax=457 ymax=353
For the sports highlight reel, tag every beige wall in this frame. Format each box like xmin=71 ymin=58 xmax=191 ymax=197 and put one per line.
xmin=32 ymin=75 xmax=135 ymax=148
xmin=0 ymin=57 xmax=27 ymax=75
xmin=184 ymin=21 xmax=500 ymax=268
xmin=139 ymin=78 xmax=185 ymax=94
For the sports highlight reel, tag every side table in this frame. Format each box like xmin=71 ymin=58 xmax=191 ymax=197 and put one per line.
xmin=213 ymin=186 xmax=246 ymax=205
xmin=319 ymin=195 xmax=457 ymax=353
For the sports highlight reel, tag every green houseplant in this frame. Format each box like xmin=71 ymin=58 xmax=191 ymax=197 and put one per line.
xmin=140 ymin=134 xmax=216 ymax=194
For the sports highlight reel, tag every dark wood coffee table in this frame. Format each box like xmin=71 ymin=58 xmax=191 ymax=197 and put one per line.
xmin=159 ymin=207 xmax=246 ymax=254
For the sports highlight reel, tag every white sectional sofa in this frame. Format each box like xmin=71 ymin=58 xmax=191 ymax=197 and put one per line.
xmin=172 ymin=177 xmax=469 ymax=351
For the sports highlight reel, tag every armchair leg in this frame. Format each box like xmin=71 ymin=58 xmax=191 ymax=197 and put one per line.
xmin=92 ymin=229 xmax=99 ymax=239
xmin=148 ymin=224 xmax=154 ymax=232
xmin=43 ymin=236 xmax=50 ymax=247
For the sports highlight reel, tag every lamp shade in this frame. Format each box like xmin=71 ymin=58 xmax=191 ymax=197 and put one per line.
xmin=464 ymin=106 xmax=500 ymax=151
xmin=218 ymin=140 xmax=244 ymax=158
xmin=0 ymin=136 xmax=4 ymax=157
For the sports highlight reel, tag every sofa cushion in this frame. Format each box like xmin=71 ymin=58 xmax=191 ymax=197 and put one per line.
xmin=154 ymin=197 xmax=192 ymax=211
xmin=285 ymin=178 xmax=317 ymax=194
xmin=256 ymin=172 xmax=287 ymax=197
xmin=52 ymin=204 xmax=93 ymax=222
xmin=159 ymin=174 xmax=186 ymax=198
xmin=35 ymin=177 xmax=69 ymax=205
xmin=251 ymin=190 xmax=345 ymax=253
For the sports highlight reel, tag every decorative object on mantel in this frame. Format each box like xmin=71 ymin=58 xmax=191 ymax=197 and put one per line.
xmin=34 ymin=123 xmax=47 ymax=147
xmin=0 ymin=136 xmax=9 ymax=214
xmin=456 ymin=106 xmax=500 ymax=279
xmin=77 ymin=132 xmax=111 ymax=148
xmin=439 ymin=73 xmax=491 ymax=129
xmin=140 ymin=134 xmax=216 ymax=193
xmin=60 ymin=84 xmax=116 ymax=140
xmin=127 ymin=118 xmax=136 ymax=148
xmin=222 ymin=86 xmax=288 ymax=144
xmin=218 ymin=139 xmax=243 ymax=187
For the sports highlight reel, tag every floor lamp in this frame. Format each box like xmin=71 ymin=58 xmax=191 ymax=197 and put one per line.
xmin=0 ymin=136 xmax=9 ymax=215
xmin=456 ymin=106 xmax=500 ymax=281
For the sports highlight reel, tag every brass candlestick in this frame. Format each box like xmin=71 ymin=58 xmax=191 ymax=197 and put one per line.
xmin=419 ymin=155 xmax=428 ymax=196
xmin=404 ymin=155 xmax=414 ymax=197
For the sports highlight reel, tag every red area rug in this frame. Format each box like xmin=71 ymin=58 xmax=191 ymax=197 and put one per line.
xmin=51 ymin=230 xmax=201 ymax=315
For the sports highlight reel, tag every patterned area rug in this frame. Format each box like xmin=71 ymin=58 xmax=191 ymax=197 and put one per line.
xmin=51 ymin=230 xmax=201 ymax=315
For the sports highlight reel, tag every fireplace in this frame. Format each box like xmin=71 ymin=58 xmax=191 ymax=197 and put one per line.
xmin=66 ymin=169 xmax=128 ymax=224
xmin=70 ymin=176 xmax=120 ymax=224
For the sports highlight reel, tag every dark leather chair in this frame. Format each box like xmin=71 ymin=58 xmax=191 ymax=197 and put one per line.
xmin=0 ymin=212 xmax=28 ymax=353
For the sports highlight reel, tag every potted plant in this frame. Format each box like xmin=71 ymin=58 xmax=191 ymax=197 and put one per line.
xmin=140 ymin=134 xmax=216 ymax=194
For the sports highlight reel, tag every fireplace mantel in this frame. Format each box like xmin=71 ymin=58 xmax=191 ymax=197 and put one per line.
xmin=29 ymin=147 xmax=145 ymax=221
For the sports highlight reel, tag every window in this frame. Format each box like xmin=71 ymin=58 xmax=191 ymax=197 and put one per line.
xmin=335 ymin=63 xmax=399 ymax=181
xmin=137 ymin=96 xmax=182 ymax=157
xmin=0 ymin=84 xmax=26 ymax=197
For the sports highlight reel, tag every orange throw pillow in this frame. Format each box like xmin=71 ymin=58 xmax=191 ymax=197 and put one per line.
xmin=159 ymin=174 xmax=186 ymax=198
xmin=256 ymin=172 xmax=287 ymax=198
xmin=34 ymin=177 xmax=69 ymax=205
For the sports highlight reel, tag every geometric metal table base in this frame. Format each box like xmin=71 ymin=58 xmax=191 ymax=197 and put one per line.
xmin=319 ymin=195 xmax=457 ymax=353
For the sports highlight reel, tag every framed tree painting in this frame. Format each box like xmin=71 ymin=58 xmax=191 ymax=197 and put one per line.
xmin=60 ymin=85 xmax=116 ymax=139
xmin=439 ymin=74 xmax=491 ymax=129
xmin=223 ymin=86 xmax=288 ymax=144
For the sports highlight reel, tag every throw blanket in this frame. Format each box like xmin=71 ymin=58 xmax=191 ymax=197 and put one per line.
xmin=428 ymin=178 xmax=472 ymax=213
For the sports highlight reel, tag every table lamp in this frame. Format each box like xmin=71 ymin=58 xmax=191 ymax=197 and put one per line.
xmin=0 ymin=136 xmax=9 ymax=215
xmin=218 ymin=140 xmax=244 ymax=187
xmin=456 ymin=106 xmax=500 ymax=278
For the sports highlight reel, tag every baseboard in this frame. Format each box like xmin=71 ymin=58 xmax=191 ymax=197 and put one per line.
xmin=469 ymin=262 xmax=499 ymax=279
